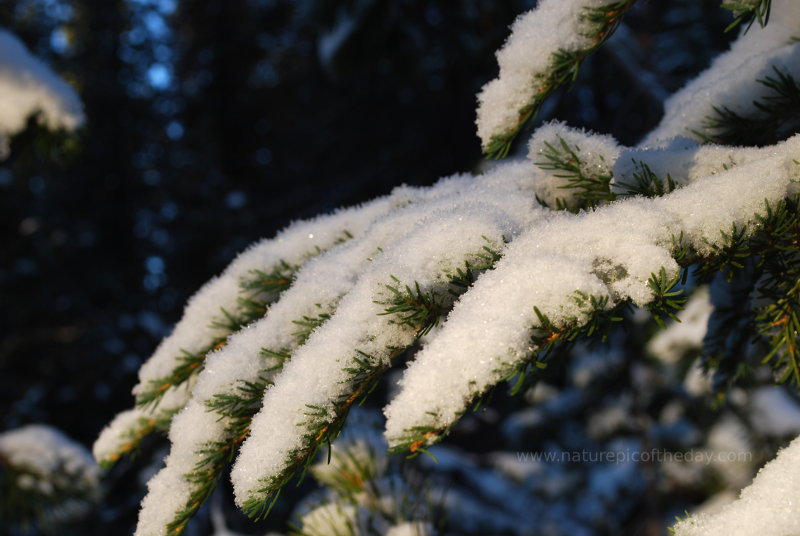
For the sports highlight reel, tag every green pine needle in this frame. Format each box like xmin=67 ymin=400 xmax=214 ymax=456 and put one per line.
xmin=698 ymin=67 xmax=800 ymax=146
xmin=646 ymin=267 xmax=687 ymax=329
xmin=721 ymin=0 xmax=772 ymax=32
xmin=535 ymin=137 xmax=614 ymax=209
xmin=616 ymin=161 xmax=678 ymax=199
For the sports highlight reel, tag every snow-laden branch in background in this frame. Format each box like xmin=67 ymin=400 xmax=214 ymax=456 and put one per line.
xmin=0 ymin=30 xmax=84 ymax=159
xmin=647 ymin=286 xmax=713 ymax=365
xmin=0 ymin=424 xmax=100 ymax=530
xmin=93 ymin=386 xmax=189 ymax=469
xmin=296 ymin=410 xmax=434 ymax=535
xmin=384 ymin=133 xmax=800 ymax=453
xmin=476 ymin=0 xmax=637 ymax=158
xmin=642 ymin=0 xmax=800 ymax=146
xmin=671 ymin=434 xmax=800 ymax=535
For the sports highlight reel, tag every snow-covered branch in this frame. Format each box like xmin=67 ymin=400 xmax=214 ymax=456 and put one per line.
xmin=0 ymin=424 xmax=99 ymax=531
xmin=476 ymin=0 xmax=637 ymax=158
xmin=91 ymin=2 xmax=800 ymax=533
xmin=385 ymin=133 xmax=800 ymax=452
xmin=671 ymin=435 xmax=800 ymax=535
xmin=0 ymin=30 xmax=83 ymax=159
xmin=643 ymin=0 xmax=800 ymax=146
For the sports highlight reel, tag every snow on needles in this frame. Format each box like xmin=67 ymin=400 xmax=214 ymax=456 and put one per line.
xmin=127 ymin=121 xmax=800 ymax=533
xmin=0 ymin=30 xmax=83 ymax=158
xmin=134 ymin=163 xmax=541 ymax=534
xmin=672 ymin=435 xmax=800 ymax=536
xmin=643 ymin=0 xmax=800 ymax=146
xmin=230 ymin=166 xmax=543 ymax=507
xmin=529 ymin=121 xmax=620 ymax=209
xmin=476 ymin=0 xmax=614 ymax=150
xmin=128 ymin=193 xmax=405 ymax=413
xmin=384 ymin=133 xmax=800 ymax=450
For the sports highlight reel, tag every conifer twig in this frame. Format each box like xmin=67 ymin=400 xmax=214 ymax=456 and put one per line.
xmin=482 ymin=0 xmax=638 ymax=159
xmin=722 ymin=0 xmax=772 ymax=33
xmin=698 ymin=67 xmax=800 ymax=146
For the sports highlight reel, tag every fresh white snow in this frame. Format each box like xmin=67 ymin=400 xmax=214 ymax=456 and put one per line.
xmin=385 ymin=134 xmax=800 ymax=450
xmin=476 ymin=0 xmax=617 ymax=149
xmin=672 ymin=435 xmax=800 ymax=536
xmin=529 ymin=121 xmax=620 ymax=209
xmin=643 ymin=0 xmax=800 ymax=146
xmin=231 ymin=168 xmax=543 ymax=507
xmin=135 ymin=161 xmax=544 ymax=534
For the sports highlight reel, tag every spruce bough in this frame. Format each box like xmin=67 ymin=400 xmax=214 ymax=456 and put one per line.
xmin=90 ymin=1 xmax=800 ymax=534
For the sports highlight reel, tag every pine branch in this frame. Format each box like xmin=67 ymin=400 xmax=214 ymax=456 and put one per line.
xmin=669 ymin=198 xmax=800 ymax=393
xmin=670 ymin=198 xmax=798 ymax=284
xmin=292 ymin=308 xmax=333 ymax=346
xmin=377 ymin=240 xmax=502 ymax=337
xmin=484 ymin=1 xmax=637 ymax=159
xmin=135 ymin=342 xmax=224 ymax=410
xmin=535 ymin=136 xmax=614 ymax=209
xmin=387 ymin=421 xmax=451 ymax=457
xmin=165 ymin=374 xmax=272 ymax=536
xmin=241 ymin=343 xmax=411 ymax=522
xmin=616 ymin=160 xmax=678 ymax=199
xmin=695 ymin=223 xmax=751 ymax=282
xmin=164 ymin=311 xmax=327 ymax=534
xmin=510 ymin=291 xmax=624 ymax=395
xmin=445 ymin=241 xmax=503 ymax=289
xmin=377 ymin=278 xmax=451 ymax=338
xmin=96 ymin=410 xmax=177 ymax=469
xmin=646 ymin=268 xmax=688 ymax=329
xmin=702 ymin=259 xmax=761 ymax=395
xmin=757 ymin=278 xmax=800 ymax=385
xmin=135 ymin=259 xmax=301 ymax=410
xmin=240 ymin=242 xmax=503 ymax=520
xmin=389 ymin=193 xmax=798 ymax=451
xmin=698 ymin=67 xmax=800 ymax=146
xmin=721 ymin=0 xmax=772 ymax=32
xmin=240 ymin=259 xmax=298 ymax=298
xmin=753 ymin=198 xmax=800 ymax=385
xmin=392 ymin=290 xmax=628 ymax=454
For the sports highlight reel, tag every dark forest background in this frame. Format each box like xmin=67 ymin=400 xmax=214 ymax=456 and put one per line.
xmin=0 ymin=0 xmax=734 ymax=533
